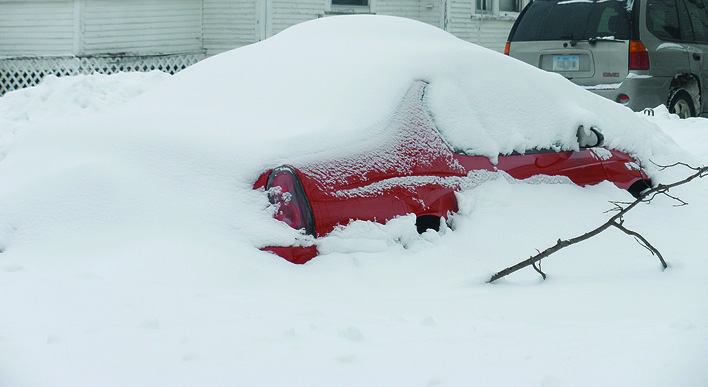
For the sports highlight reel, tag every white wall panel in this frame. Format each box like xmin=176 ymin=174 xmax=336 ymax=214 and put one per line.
xmin=270 ymin=0 xmax=323 ymax=36
xmin=202 ymin=0 xmax=259 ymax=55
xmin=0 ymin=0 xmax=75 ymax=55
xmin=447 ymin=0 xmax=514 ymax=53
xmin=0 ymin=0 xmax=515 ymax=59
xmin=82 ymin=0 xmax=203 ymax=55
xmin=376 ymin=1 xmax=442 ymax=28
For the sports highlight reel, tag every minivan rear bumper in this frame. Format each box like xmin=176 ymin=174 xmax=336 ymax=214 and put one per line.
xmin=582 ymin=74 xmax=672 ymax=112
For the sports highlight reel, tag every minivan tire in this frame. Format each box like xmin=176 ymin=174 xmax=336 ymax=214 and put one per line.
xmin=668 ymin=89 xmax=695 ymax=119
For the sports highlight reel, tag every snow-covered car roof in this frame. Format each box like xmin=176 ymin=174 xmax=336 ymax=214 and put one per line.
xmin=129 ymin=15 xmax=679 ymax=168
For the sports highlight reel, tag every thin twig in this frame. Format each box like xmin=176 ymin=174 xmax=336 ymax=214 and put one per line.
xmin=532 ymin=260 xmax=547 ymax=280
xmin=611 ymin=220 xmax=667 ymax=269
xmin=653 ymin=160 xmax=705 ymax=171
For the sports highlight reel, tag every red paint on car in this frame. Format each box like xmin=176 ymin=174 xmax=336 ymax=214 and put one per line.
xmin=256 ymin=82 xmax=649 ymax=263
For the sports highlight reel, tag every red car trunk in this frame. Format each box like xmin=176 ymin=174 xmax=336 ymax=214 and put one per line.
xmin=255 ymin=81 xmax=650 ymax=264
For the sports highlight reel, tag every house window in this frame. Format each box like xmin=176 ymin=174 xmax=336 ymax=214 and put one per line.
xmin=476 ymin=0 xmax=523 ymax=15
xmin=476 ymin=0 xmax=492 ymax=14
xmin=332 ymin=0 xmax=368 ymax=5
xmin=328 ymin=0 xmax=372 ymax=14
xmin=499 ymin=0 xmax=521 ymax=13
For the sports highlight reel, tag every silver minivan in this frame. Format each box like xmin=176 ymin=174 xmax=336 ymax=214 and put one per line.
xmin=506 ymin=0 xmax=708 ymax=118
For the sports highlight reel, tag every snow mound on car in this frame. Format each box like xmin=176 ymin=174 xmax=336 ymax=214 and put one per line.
xmin=0 ymin=15 xmax=690 ymax=257
xmin=128 ymin=14 xmax=681 ymax=172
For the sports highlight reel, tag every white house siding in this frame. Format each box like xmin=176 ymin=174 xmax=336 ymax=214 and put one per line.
xmin=447 ymin=0 xmax=514 ymax=53
xmin=467 ymin=17 xmax=515 ymax=53
xmin=202 ymin=0 xmax=326 ymax=56
xmin=0 ymin=0 xmax=75 ymax=56
xmin=202 ymin=0 xmax=259 ymax=56
xmin=0 ymin=0 xmax=517 ymax=59
xmin=81 ymin=0 xmax=203 ymax=56
xmin=1 ymin=0 xmax=524 ymax=95
xmin=376 ymin=1 xmax=443 ymax=29
xmin=270 ymin=0 xmax=324 ymax=36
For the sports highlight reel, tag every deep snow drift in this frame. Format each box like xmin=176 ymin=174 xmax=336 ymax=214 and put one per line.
xmin=0 ymin=16 xmax=706 ymax=386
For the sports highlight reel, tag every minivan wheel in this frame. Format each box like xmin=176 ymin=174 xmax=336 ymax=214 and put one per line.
xmin=668 ymin=89 xmax=695 ymax=119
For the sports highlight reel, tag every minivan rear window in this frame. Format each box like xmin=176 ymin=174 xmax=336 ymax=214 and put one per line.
xmin=510 ymin=0 xmax=632 ymax=42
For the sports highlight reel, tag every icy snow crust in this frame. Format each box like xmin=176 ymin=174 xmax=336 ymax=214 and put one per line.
xmin=0 ymin=16 xmax=707 ymax=386
xmin=295 ymin=81 xmax=467 ymax=192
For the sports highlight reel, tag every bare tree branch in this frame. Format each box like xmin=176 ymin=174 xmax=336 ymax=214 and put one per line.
xmin=488 ymin=164 xmax=707 ymax=283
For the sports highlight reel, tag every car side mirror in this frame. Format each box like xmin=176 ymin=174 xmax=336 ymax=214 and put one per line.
xmin=577 ymin=125 xmax=604 ymax=148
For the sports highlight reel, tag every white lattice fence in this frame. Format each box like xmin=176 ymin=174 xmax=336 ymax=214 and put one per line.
xmin=0 ymin=53 xmax=205 ymax=96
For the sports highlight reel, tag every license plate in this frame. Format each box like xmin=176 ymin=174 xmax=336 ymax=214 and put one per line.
xmin=553 ymin=56 xmax=580 ymax=71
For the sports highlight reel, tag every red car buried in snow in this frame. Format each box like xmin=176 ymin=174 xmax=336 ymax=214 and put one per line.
xmin=254 ymin=81 xmax=650 ymax=264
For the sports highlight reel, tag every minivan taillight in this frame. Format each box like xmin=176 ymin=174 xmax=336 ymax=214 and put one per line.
xmin=504 ymin=41 xmax=510 ymax=56
xmin=629 ymin=40 xmax=649 ymax=70
xmin=266 ymin=166 xmax=316 ymax=236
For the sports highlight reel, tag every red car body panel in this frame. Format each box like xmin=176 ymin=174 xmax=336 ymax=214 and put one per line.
xmin=255 ymin=82 xmax=649 ymax=263
xmin=261 ymin=245 xmax=319 ymax=265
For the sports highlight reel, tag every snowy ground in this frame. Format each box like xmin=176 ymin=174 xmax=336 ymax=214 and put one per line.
xmin=1 ymin=16 xmax=707 ymax=387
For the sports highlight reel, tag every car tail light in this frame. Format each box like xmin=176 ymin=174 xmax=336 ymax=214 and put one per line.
xmin=504 ymin=41 xmax=510 ymax=56
xmin=629 ymin=40 xmax=649 ymax=70
xmin=617 ymin=94 xmax=630 ymax=105
xmin=266 ymin=166 xmax=316 ymax=236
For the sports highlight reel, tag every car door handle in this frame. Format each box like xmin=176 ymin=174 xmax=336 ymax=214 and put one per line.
xmin=694 ymin=53 xmax=701 ymax=61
